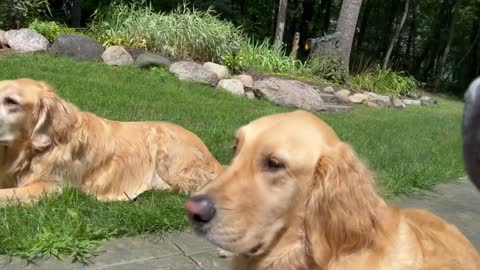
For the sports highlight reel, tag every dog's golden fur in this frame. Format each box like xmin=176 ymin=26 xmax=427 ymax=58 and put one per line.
xmin=191 ymin=110 xmax=480 ymax=270
xmin=0 ymin=78 xmax=223 ymax=203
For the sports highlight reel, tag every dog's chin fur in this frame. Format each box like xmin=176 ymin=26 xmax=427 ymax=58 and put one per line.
xmin=0 ymin=78 xmax=224 ymax=203
xmin=190 ymin=110 xmax=480 ymax=270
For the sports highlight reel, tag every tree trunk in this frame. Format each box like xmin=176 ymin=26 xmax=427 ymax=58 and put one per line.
xmin=322 ymin=0 xmax=332 ymax=33
xmin=71 ymin=0 xmax=83 ymax=27
xmin=434 ymin=0 xmax=459 ymax=90
xmin=273 ymin=0 xmax=288 ymax=48
xmin=354 ymin=0 xmax=371 ymax=50
xmin=335 ymin=0 xmax=363 ymax=71
xmin=307 ymin=0 xmax=321 ymax=37
xmin=383 ymin=0 xmax=410 ymax=70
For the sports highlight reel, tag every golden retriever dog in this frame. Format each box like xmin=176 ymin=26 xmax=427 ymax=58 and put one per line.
xmin=0 ymin=78 xmax=223 ymax=203
xmin=185 ymin=110 xmax=480 ymax=270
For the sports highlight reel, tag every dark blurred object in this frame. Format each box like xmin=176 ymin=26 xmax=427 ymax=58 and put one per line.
xmin=463 ymin=77 xmax=480 ymax=190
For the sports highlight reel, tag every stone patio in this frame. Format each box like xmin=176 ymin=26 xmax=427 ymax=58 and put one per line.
xmin=0 ymin=178 xmax=478 ymax=270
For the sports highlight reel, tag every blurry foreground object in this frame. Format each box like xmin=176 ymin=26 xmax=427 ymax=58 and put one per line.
xmin=463 ymin=77 xmax=480 ymax=190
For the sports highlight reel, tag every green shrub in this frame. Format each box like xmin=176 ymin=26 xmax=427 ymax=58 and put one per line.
xmin=305 ymin=56 xmax=348 ymax=83
xmin=87 ymin=2 xmax=245 ymax=62
xmin=239 ymin=39 xmax=305 ymax=74
xmin=349 ymin=66 xmax=419 ymax=96
xmin=28 ymin=19 xmax=80 ymax=42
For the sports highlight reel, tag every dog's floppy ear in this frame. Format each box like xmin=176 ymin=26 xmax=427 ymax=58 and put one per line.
xmin=305 ymin=142 xmax=382 ymax=263
xmin=31 ymin=82 xmax=73 ymax=150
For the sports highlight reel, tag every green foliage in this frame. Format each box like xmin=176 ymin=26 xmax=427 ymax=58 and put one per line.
xmin=305 ymin=56 xmax=348 ymax=84
xmin=221 ymin=52 xmax=246 ymax=73
xmin=0 ymin=0 xmax=51 ymax=29
xmin=87 ymin=2 xmax=245 ymax=61
xmin=239 ymin=39 xmax=306 ymax=74
xmin=28 ymin=19 xmax=80 ymax=42
xmin=349 ymin=66 xmax=419 ymax=96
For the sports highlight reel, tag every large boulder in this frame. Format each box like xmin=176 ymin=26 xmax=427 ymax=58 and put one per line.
xmin=234 ymin=74 xmax=254 ymax=89
xmin=349 ymin=93 xmax=368 ymax=104
xmin=253 ymin=77 xmax=325 ymax=111
xmin=366 ymin=92 xmax=391 ymax=107
xmin=135 ymin=52 xmax=172 ymax=68
xmin=203 ymin=62 xmax=229 ymax=80
xmin=217 ymin=79 xmax=245 ymax=96
xmin=4 ymin=28 xmax=48 ymax=53
xmin=102 ymin=46 xmax=134 ymax=66
xmin=169 ymin=61 xmax=218 ymax=86
xmin=50 ymin=34 xmax=104 ymax=60
xmin=0 ymin=30 xmax=8 ymax=46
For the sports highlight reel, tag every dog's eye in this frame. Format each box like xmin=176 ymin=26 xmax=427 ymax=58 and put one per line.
xmin=265 ymin=157 xmax=285 ymax=170
xmin=4 ymin=97 xmax=19 ymax=106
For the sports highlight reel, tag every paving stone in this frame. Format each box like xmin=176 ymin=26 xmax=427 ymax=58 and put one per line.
xmin=98 ymin=255 xmax=200 ymax=270
xmin=189 ymin=252 xmax=231 ymax=270
xmin=168 ymin=231 xmax=218 ymax=255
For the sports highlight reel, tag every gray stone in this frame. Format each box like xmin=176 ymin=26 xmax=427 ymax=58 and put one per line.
xmin=366 ymin=92 xmax=391 ymax=107
xmin=4 ymin=28 xmax=48 ymax=53
xmin=102 ymin=46 xmax=134 ymax=66
xmin=391 ymin=96 xmax=406 ymax=108
xmin=349 ymin=93 xmax=368 ymax=104
xmin=169 ymin=61 xmax=218 ymax=86
xmin=253 ymin=77 xmax=326 ymax=111
xmin=245 ymin=91 xmax=256 ymax=100
xmin=168 ymin=231 xmax=218 ymax=255
xmin=323 ymin=86 xmax=335 ymax=94
xmin=234 ymin=74 xmax=254 ymax=89
xmin=335 ymin=89 xmax=352 ymax=104
xmin=135 ymin=52 xmax=172 ymax=68
xmin=217 ymin=79 xmax=245 ymax=96
xmin=402 ymin=99 xmax=421 ymax=106
xmin=420 ymin=96 xmax=437 ymax=106
xmin=190 ymin=251 xmax=232 ymax=269
xmin=0 ymin=30 xmax=7 ymax=45
xmin=50 ymin=34 xmax=104 ymax=60
xmin=203 ymin=62 xmax=229 ymax=80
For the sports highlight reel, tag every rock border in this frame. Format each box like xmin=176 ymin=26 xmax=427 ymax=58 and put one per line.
xmin=0 ymin=28 xmax=437 ymax=112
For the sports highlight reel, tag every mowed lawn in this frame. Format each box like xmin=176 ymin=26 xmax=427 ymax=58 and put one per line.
xmin=0 ymin=53 xmax=466 ymax=261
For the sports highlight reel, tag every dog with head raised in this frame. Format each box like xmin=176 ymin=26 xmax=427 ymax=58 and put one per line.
xmin=0 ymin=78 xmax=223 ymax=203
xmin=185 ymin=110 xmax=480 ymax=270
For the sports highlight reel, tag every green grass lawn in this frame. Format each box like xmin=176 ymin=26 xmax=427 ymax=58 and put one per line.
xmin=0 ymin=53 xmax=466 ymax=262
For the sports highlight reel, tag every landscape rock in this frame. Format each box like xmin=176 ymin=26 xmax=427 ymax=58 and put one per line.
xmin=402 ymin=99 xmax=421 ymax=106
xmin=245 ymin=91 xmax=255 ymax=100
xmin=217 ymin=79 xmax=245 ymax=96
xmin=169 ymin=61 xmax=218 ymax=86
xmin=50 ymin=34 xmax=104 ymax=60
xmin=349 ymin=93 xmax=368 ymax=104
xmin=335 ymin=89 xmax=352 ymax=103
xmin=135 ymin=52 xmax=172 ymax=68
xmin=0 ymin=30 xmax=7 ymax=45
xmin=253 ymin=77 xmax=325 ymax=111
xmin=391 ymin=96 xmax=406 ymax=108
xmin=420 ymin=96 xmax=437 ymax=106
xmin=204 ymin=62 xmax=229 ymax=80
xmin=323 ymin=86 xmax=335 ymax=94
xmin=234 ymin=74 xmax=254 ymax=89
xmin=366 ymin=101 xmax=379 ymax=108
xmin=101 ymin=46 xmax=134 ymax=66
xmin=366 ymin=92 xmax=391 ymax=107
xmin=4 ymin=28 xmax=48 ymax=53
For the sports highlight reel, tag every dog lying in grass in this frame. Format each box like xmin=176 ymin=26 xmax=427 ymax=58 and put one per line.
xmin=186 ymin=110 xmax=480 ymax=270
xmin=0 ymin=78 xmax=223 ymax=203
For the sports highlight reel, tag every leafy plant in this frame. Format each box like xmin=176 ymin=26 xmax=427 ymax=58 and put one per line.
xmin=221 ymin=52 xmax=246 ymax=73
xmin=349 ymin=66 xmax=419 ymax=96
xmin=0 ymin=0 xmax=51 ymax=29
xmin=87 ymin=2 xmax=246 ymax=62
xmin=239 ymin=39 xmax=305 ymax=74
xmin=305 ymin=56 xmax=348 ymax=83
xmin=28 ymin=20 xmax=60 ymax=41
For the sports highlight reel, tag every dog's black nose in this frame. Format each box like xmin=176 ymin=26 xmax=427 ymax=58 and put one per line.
xmin=185 ymin=195 xmax=216 ymax=223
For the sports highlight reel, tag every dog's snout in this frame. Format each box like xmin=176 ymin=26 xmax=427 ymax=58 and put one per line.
xmin=185 ymin=195 xmax=216 ymax=224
